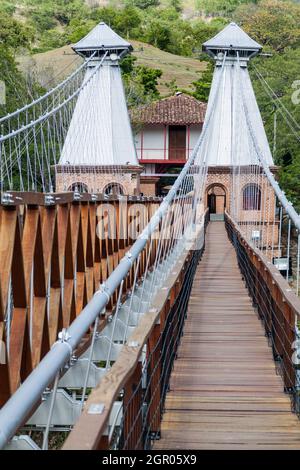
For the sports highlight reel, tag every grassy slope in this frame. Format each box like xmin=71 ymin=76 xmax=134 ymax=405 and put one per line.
xmin=131 ymin=40 xmax=205 ymax=95
xmin=18 ymin=40 xmax=205 ymax=96
xmin=17 ymin=45 xmax=84 ymax=90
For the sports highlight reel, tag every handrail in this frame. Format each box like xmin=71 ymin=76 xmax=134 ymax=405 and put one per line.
xmin=225 ymin=210 xmax=300 ymax=316
xmin=0 ymin=54 xmax=226 ymax=449
xmin=63 ymin=211 xmax=208 ymax=449
xmin=0 ymin=133 xmax=205 ymax=448
xmin=225 ymin=211 xmax=300 ymax=397
xmin=65 ymin=253 xmax=186 ymax=450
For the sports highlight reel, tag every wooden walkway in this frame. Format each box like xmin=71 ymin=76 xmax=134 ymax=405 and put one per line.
xmin=155 ymin=222 xmax=300 ymax=450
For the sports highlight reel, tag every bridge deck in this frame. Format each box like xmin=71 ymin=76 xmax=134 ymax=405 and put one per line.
xmin=155 ymin=222 xmax=300 ymax=450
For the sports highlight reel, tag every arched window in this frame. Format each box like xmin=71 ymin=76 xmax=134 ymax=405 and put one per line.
xmin=68 ymin=182 xmax=88 ymax=192
xmin=104 ymin=183 xmax=124 ymax=196
xmin=243 ymin=184 xmax=261 ymax=210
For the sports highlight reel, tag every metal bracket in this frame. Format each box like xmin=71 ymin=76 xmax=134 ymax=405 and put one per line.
xmin=95 ymin=282 xmax=111 ymax=302
xmin=1 ymin=192 xmax=14 ymax=205
xmin=44 ymin=194 xmax=55 ymax=206
xmin=125 ymin=251 xmax=133 ymax=266
xmin=54 ymin=328 xmax=73 ymax=358
xmin=73 ymin=191 xmax=82 ymax=201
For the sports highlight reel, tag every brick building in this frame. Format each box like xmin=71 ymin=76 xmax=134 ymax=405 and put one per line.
xmin=131 ymin=92 xmax=207 ymax=196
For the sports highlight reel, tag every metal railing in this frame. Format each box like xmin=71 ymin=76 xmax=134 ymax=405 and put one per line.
xmin=226 ymin=212 xmax=300 ymax=413
xmin=0 ymin=127 xmax=208 ymax=450
xmin=137 ymin=147 xmax=194 ymax=162
xmin=0 ymin=54 xmax=226 ymax=449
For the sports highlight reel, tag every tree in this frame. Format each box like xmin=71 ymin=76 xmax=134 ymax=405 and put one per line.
xmin=249 ymin=48 xmax=300 ymax=210
xmin=192 ymin=61 xmax=214 ymax=102
xmin=131 ymin=0 xmax=160 ymax=9
xmin=279 ymin=161 xmax=300 ymax=212
xmin=192 ymin=18 xmax=226 ymax=49
xmin=89 ymin=5 xmax=141 ymax=39
xmin=0 ymin=1 xmax=17 ymax=16
xmin=0 ymin=13 xmax=34 ymax=49
xmin=135 ymin=65 xmax=162 ymax=96
xmin=234 ymin=0 xmax=300 ymax=52
xmin=144 ymin=19 xmax=172 ymax=50
xmin=0 ymin=48 xmax=42 ymax=116
xmin=120 ymin=55 xmax=162 ymax=106
xmin=195 ymin=0 xmax=251 ymax=16
xmin=66 ymin=18 xmax=96 ymax=43
xmin=120 ymin=55 xmax=136 ymax=75
xmin=31 ymin=10 xmax=57 ymax=33
xmin=89 ymin=5 xmax=118 ymax=25
xmin=168 ymin=0 xmax=182 ymax=13
xmin=0 ymin=12 xmax=42 ymax=115
xmin=38 ymin=29 xmax=67 ymax=51
xmin=115 ymin=6 xmax=141 ymax=38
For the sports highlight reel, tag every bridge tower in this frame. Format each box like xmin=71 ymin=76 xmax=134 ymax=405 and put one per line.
xmin=55 ymin=22 xmax=143 ymax=195
xmin=202 ymin=22 xmax=279 ymax=251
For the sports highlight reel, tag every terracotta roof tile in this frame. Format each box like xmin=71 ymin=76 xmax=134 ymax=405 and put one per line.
xmin=130 ymin=93 xmax=207 ymax=125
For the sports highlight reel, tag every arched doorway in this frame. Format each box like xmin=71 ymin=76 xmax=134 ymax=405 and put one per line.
xmin=207 ymin=184 xmax=226 ymax=220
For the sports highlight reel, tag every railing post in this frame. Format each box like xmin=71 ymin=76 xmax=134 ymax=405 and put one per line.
xmin=282 ymin=302 xmax=296 ymax=392
xmin=147 ymin=321 xmax=162 ymax=440
xmin=97 ymin=435 xmax=109 ymax=450
xmin=249 ymin=251 xmax=258 ymax=306
xmin=271 ymin=284 xmax=284 ymax=361
xmin=260 ymin=267 xmax=272 ymax=335
xmin=169 ymin=282 xmax=177 ymax=306
xmin=256 ymin=261 xmax=264 ymax=321
xmin=264 ymin=269 xmax=273 ymax=336
xmin=123 ymin=361 xmax=143 ymax=450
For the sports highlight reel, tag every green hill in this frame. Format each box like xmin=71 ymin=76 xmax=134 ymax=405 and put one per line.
xmin=18 ymin=39 xmax=205 ymax=96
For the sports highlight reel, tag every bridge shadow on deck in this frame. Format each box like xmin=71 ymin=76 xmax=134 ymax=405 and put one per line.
xmin=154 ymin=222 xmax=300 ymax=450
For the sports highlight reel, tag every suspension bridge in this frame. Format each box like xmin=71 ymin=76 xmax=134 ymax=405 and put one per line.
xmin=0 ymin=21 xmax=300 ymax=450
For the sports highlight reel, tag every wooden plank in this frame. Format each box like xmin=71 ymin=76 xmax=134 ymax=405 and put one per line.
xmin=0 ymin=208 xmax=17 ymax=321
xmin=155 ymin=222 xmax=300 ymax=450
xmin=63 ymin=251 xmax=190 ymax=450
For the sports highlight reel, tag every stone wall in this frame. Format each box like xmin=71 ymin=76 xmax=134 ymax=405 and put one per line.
xmin=206 ymin=169 xmax=279 ymax=252
xmin=55 ymin=168 xmax=141 ymax=195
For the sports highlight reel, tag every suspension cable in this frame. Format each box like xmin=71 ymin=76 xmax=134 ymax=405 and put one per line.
xmin=0 ymin=52 xmax=96 ymax=125
xmin=238 ymin=54 xmax=300 ymax=232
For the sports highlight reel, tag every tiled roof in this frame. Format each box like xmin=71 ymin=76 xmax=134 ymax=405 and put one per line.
xmin=130 ymin=93 xmax=207 ymax=125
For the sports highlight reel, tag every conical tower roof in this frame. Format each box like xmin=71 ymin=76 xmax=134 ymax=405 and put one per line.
xmin=59 ymin=23 xmax=138 ymax=168
xmin=203 ymin=22 xmax=262 ymax=53
xmin=201 ymin=23 xmax=273 ymax=167
xmin=73 ymin=22 xmax=132 ymax=56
